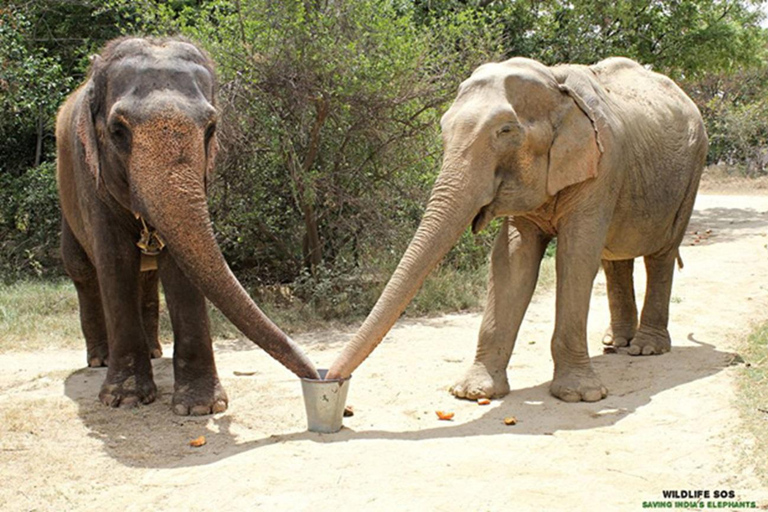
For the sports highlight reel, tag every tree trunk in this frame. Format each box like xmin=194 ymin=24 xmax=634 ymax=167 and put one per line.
xmin=303 ymin=202 xmax=322 ymax=271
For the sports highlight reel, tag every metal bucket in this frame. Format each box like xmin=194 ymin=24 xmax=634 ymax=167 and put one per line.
xmin=300 ymin=369 xmax=351 ymax=433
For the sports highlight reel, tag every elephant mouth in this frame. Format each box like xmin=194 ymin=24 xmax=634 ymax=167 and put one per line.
xmin=471 ymin=204 xmax=495 ymax=234
xmin=471 ymin=177 xmax=504 ymax=234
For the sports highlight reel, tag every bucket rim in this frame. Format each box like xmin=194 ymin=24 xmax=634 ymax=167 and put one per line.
xmin=301 ymin=368 xmax=352 ymax=384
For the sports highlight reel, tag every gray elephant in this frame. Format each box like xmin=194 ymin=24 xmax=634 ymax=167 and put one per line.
xmin=56 ymin=37 xmax=319 ymax=415
xmin=327 ymin=57 xmax=707 ymax=403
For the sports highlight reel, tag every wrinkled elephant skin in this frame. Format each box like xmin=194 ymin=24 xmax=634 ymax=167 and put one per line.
xmin=328 ymin=57 xmax=707 ymax=403
xmin=56 ymin=37 xmax=318 ymax=415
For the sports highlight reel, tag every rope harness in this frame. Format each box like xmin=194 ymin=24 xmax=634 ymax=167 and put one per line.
xmin=136 ymin=215 xmax=165 ymax=271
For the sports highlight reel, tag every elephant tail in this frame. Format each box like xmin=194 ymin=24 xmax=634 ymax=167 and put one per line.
xmin=676 ymin=250 xmax=684 ymax=270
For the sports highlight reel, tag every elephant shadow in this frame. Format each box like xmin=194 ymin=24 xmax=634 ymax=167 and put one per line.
xmin=64 ymin=357 xmax=246 ymax=468
xmin=686 ymin=206 xmax=768 ymax=246
xmin=313 ymin=335 xmax=737 ymax=441
xmin=63 ymin=335 xmax=737 ymax=468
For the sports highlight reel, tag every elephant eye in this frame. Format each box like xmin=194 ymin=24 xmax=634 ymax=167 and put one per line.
xmin=109 ymin=120 xmax=132 ymax=152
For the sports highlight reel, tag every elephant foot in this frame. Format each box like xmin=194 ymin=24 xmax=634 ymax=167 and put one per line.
xmin=148 ymin=342 xmax=163 ymax=360
xmin=550 ymin=365 xmax=607 ymax=402
xmin=99 ymin=369 xmax=157 ymax=408
xmin=601 ymin=323 xmax=636 ymax=347
xmin=88 ymin=355 xmax=108 ymax=368
xmin=87 ymin=344 xmax=109 ymax=368
xmin=450 ymin=362 xmax=510 ymax=400
xmin=628 ymin=325 xmax=670 ymax=356
xmin=172 ymin=375 xmax=228 ymax=416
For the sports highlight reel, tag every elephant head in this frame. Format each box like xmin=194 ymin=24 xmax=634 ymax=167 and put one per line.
xmin=327 ymin=58 xmax=603 ymax=379
xmin=78 ymin=37 xmax=318 ymax=379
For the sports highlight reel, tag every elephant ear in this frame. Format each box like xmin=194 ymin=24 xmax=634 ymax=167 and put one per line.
xmin=204 ymin=129 xmax=218 ymax=192
xmin=76 ymin=80 xmax=101 ymax=185
xmin=547 ymin=75 xmax=604 ymax=197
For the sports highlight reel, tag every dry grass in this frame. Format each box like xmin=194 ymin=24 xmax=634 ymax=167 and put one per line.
xmin=738 ymin=322 xmax=768 ymax=484
xmin=0 ymin=254 xmax=558 ymax=352
xmin=0 ymin=280 xmax=83 ymax=353
xmin=699 ymin=165 xmax=768 ymax=194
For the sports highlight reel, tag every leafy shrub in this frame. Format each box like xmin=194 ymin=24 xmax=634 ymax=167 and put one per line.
xmin=0 ymin=162 xmax=62 ymax=281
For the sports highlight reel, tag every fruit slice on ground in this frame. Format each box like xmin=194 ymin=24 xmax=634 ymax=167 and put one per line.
xmin=189 ymin=435 xmax=207 ymax=447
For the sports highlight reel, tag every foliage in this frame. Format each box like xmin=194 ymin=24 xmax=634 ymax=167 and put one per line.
xmin=0 ymin=9 xmax=71 ymax=172
xmin=414 ymin=0 xmax=768 ymax=79
xmin=0 ymin=162 xmax=61 ymax=281
xmin=737 ymin=320 xmax=768 ymax=485
xmin=0 ymin=3 xmax=132 ymax=282
xmin=686 ymin=64 xmax=768 ymax=173
xmin=98 ymin=0 xmax=503 ymax=284
xmin=1 ymin=0 xmax=768 ymax=315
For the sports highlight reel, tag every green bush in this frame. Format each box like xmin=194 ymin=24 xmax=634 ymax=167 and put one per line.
xmin=2 ymin=0 xmax=768 ymax=327
xmin=0 ymin=162 xmax=62 ymax=282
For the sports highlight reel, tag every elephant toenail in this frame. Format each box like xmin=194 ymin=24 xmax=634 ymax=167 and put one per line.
xmin=583 ymin=389 xmax=603 ymax=402
xmin=190 ymin=405 xmax=211 ymax=416
xmin=121 ymin=396 xmax=139 ymax=408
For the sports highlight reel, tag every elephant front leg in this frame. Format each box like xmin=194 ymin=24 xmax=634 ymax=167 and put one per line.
xmin=451 ymin=218 xmax=548 ymax=400
xmin=629 ymin=251 xmax=676 ymax=355
xmin=601 ymin=259 xmax=638 ymax=347
xmin=94 ymin=233 xmax=157 ymax=407
xmin=549 ymin=218 xmax=608 ymax=403
xmin=160 ymin=254 xmax=227 ymax=416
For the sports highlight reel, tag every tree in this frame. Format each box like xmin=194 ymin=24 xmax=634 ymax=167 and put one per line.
xmin=413 ymin=0 xmax=768 ymax=78
xmin=2 ymin=0 xmax=767 ymax=286
xmin=101 ymin=0 xmax=502 ymax=283
xmin=686 ymin=64 xmax=768 ymax=173
xmin=0 ymin=9 xmax=73 ymax=278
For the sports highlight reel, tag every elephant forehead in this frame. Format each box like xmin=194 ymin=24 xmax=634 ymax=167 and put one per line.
xmin=108 ymin=56 xmax=214 ymax=103
xmin=464 ymin=59 xmax=555 ymax=91
xmin=108 ymin=37 xmax=206 ymax=59
xmin=457 ymin=61 xmax=561 ymax=120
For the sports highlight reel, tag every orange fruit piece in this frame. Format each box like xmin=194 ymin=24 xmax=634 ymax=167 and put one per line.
xmin=189 ymin=435 xmax=207 ymax=447
xmin=504 ymin=417 xmax=517 ymax=426
xmin=477 ymin=398 xmax=491 ymax=405
xmin=436 ymin=411 xmax=454 ymax=421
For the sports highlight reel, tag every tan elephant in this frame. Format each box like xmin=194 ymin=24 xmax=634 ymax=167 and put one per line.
xmin=56 ymin=37 xmax=319 ymax=414
xmin=327 ymin=57 xmax=707 ymax=403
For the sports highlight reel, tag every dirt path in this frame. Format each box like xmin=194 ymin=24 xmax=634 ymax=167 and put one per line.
xmin=2 ymin=193 xmax=768 ymax=511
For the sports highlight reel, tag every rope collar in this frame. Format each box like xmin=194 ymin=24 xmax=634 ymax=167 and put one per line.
xmin=135 ymin=214 xmax=165 ymax=271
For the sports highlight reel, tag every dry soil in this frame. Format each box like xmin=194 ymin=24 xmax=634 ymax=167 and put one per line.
xmin=1 ymin=193 xmax=768 ymax=511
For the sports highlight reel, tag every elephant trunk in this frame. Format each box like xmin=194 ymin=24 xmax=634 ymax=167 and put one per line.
xmin=130 ymin=121 xmax=319 ymax=379
xmin=327 ymin=159 xmax=490 ymax=379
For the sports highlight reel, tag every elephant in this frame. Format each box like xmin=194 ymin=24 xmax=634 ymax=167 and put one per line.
xmin=56 ymin=37 xmax=319 ymax=415
xmin=327 ymin=57 xmax=707 ymax=403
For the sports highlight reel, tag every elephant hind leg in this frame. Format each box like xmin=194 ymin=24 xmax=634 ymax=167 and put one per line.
xmin=601 ymin=259 xmax=638 ymax=347
xmin=61 ymin=219 xmax=108 ymax=368
xmin=629 ymin=251 xmax=676 ymax=356
xmin=140 ymin=271 xmax=162 ymax=359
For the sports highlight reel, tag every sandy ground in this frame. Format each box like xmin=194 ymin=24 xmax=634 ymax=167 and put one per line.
xmin=2 ymin=193 xmax=768 ymax=511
